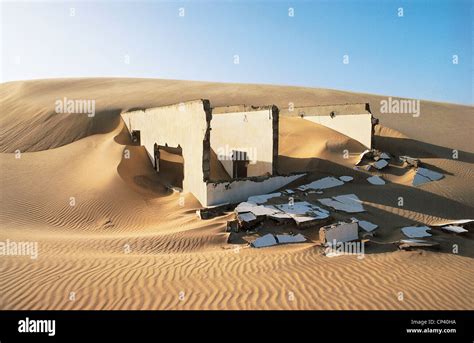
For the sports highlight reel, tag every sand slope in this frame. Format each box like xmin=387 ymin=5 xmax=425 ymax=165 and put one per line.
xmin=0 ymin=78 xmax=473 ymax=310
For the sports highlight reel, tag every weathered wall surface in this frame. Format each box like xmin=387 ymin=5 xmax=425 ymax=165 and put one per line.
xmin=210 ymin=106 xmax=276 ymax=178
xmin=206 ymin=174 xmax=304 ymax=206
xmin=304 ymin=114 xmax=372 ymax=148
xmin=121 ymin=100 xmax=211 ymax=205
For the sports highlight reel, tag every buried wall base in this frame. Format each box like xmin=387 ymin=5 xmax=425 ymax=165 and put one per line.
xmin=205 ymin=173 xmax=305 ymax=207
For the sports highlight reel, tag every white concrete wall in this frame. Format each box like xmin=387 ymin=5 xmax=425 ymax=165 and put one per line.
xmin=121 ymin=100 xmax=210 ymax=205
xmin=206 ymin=174 xmax=305 ymax=206
xmin=303 ymin=114 xmax=372 ymax=148
xmin=211 ymin=109 xmax=274 ymax=177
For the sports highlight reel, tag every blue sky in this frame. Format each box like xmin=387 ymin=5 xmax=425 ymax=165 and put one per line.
xmin=1 ymin=0 xmax=472 ymax=104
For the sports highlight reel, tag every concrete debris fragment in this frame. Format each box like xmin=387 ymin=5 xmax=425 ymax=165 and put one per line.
xmin=235 ymin=202 xmax=280 ymax=218
xmin=319 ymin=222 xmax=359 ymax=244
xmin=237 ymin=212 xmax=257 ymax=224
xmin=318 ymin=194 xmax=365 ymax=213
xmin=276 ymin=234 xmax=307 ymax=244
xmin=275 ymin=201 xmax=328 ymax=217
xmin=351 ymin=217 xmax=378 ymax=232
xmin=226 ymin=220 xmax=239 ymax=233
xmin=440 ymin=225 xmax=468 ymax=234
xmin=412 ymin=167 xmax=444 ymax=186
xmin=355 ymin=149 xmax=371 ymax=165
xmin=399 ymin=155 xmax=420 ymax=168
xmin=372 ymin=159 xmax=389 ymax=170
xmin=285 ymin=189 xmax=295 ymax=194
xmin=431 ymin=219 xmax=473 ymax=226
xmin=431 ymin=219 xmax=473 ymax=232
xmin=398 ymin=239 xmax=439 ymax=250
xmin=275 ymin=201 xmax=330 ymax=227
xmin=401 ymin=226 xmax=432 ymax=238
xmin=339 ymin=176 xmax=354 ymax=182
xmin=367 ymin=175 xmax=386 ymax=185
xmin=251 ymin=233 xmax=307 ymax=248
xmin=297 ymin=176 xmax=344 ymax=191
xmin=247 ymin=192 xmax=281 ymax=204
xmin=251 ymin=234 xmax=278 ymax=248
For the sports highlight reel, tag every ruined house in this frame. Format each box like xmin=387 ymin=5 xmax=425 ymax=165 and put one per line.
xmin=121 ymin=100 xmax=373 ymax=207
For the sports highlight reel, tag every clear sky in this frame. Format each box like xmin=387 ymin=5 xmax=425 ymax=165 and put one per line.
xmin=1 ymin=0 xmax=472 ymax=104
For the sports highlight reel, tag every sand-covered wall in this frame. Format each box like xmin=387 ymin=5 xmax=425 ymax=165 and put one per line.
xmin=280 ymin=104 xmax=372 ymax=148
xmin=304 ymin=114 xmax=372 ymax=148
xmin=210 ymin=106 xmax=277 ymax=178
xmin=121 ymin=100 xmax=211 ymax=205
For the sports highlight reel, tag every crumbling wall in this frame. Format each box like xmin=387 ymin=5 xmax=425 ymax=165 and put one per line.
xmin=206 ymin=173 xmax=304 ymax=206
xmin=280 ymin=104 xmax=373 ymax=148
xmin=121 ymin=100 xmax=211 ymax=205
xmin=210 ymin=105 xmax=278 ymax=178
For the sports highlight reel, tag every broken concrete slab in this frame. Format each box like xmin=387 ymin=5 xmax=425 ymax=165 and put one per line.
xmin=372 ymin=159 xmax=389 ymax=170
xmin=235 ymin=202 xmax=280 ymax=217
xmin=275 ymin=201 xmax=329 ymax=217
xmin=339 ymin=176 xmax=354 ymax=182
xmin=351 ymin=217 xmax=378 ymax=232
xmin=275 ymin=201 xmax=330 ymax=227
xmin=355 ymin=149 xmax=371 ymax=165
xmin=401 ymin=226 xmax=432 ymax=238
xmin=412 ymin=167 xmax=444 ymax=186
xmin=276 ymin=234 xmax=307 ymax=244
xmin=399 ymin=155 xmax=420 ymax=168
xmin=247 ymin=192 xmax=281 ymax=205
xmin=318 ymin=194 xmax=365 ymax=213
xmin=398 ymin=239 xmax=439 ymax=250
xmin=440 ymin=225 xmax=468 ymax=234
xmin=251 ymin=234 xmax=278 ymax=248
xmin=431 ymin=219 xmax=473 ymax=226
xmin=297 ymin=176 xmax=344 ymax=191
xmin=237 ymin=212 xmax=257 ymax=224
xmin=319 ymin=222 xmax=359 ymax=244
xmin=367 ymin=175 xmax=386 ymax=185
xmin=251 ymin=233 xmax=307 ymax=248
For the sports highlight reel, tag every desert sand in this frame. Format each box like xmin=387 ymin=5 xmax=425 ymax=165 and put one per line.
xmin=0 ymin=78 xmax=473 ymax=310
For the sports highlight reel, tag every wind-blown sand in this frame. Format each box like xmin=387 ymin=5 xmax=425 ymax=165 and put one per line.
xmin=1 ymin=78 xmax=473 ymax=310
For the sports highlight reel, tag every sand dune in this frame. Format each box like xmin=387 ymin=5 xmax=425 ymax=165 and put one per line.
xmin=0 ymin=78 xmax=473 ymax=310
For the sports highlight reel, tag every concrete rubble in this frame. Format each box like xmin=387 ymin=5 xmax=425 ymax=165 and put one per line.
xmin=297 ymin=176 xmax=344 ymax=191
xmin=318 ymin=194 xmax=365 ymax=213
xmin=367 ymin=175 xmax=386 ymax=185
xmin=401 ymin=226 xmax=432 ymax=238
xmin=351 ymin=217 xmax=378 ymax=232
xmin=398 ymin=239 xmax=440 ymax=250
xmin=247 ymin=192 xmax=281 ymax=204
xmin=412 ymin=167 xmax=444 ymax=186
xmin=251 ymin=233 xmax=307 ymax=248
xmin=339 ymin=176 xmax=354 ymax=182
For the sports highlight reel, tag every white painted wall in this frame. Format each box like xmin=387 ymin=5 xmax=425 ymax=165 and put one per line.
xmin=211 ymin=109 xmax=274 ymax=177
xmin=303 ymin=114 xmax=372 ymax=148
xmin=121 ymin=100 xmax=209 ymax=205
